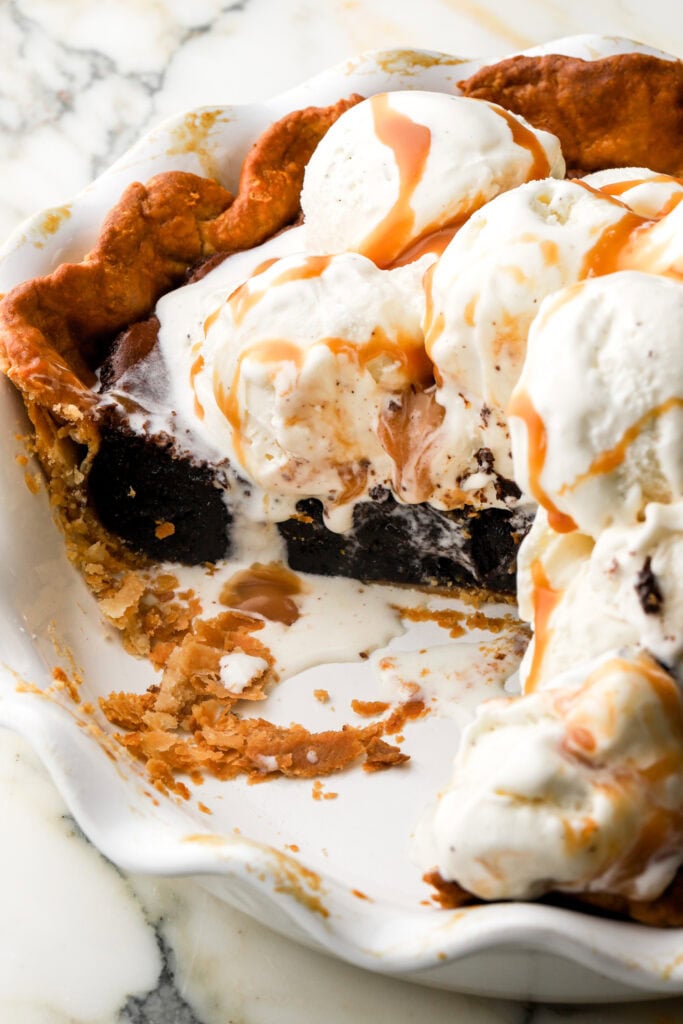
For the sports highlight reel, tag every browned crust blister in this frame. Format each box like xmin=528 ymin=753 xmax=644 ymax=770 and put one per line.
xmin=459 ymin=52 xmax=683 ymax=175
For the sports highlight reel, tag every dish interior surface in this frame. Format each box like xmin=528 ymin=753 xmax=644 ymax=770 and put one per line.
xmin=1 ymin=38 xmax=683 ymax=1002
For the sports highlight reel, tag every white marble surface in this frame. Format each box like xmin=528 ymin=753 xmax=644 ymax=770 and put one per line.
xmin=1 ymin=1 xmax=683 ymax=1020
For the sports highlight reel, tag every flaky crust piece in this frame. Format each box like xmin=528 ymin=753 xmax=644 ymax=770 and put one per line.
xmin=459 ymin=53 xmax=683 ymax=175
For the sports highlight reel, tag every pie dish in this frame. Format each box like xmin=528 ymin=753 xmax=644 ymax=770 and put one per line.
xmin=1 ymin=34 xmax=683 ymax=1002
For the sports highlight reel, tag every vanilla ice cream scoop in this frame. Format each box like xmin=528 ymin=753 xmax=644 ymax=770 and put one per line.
xmin=582 ymin=167 xmax=683 ymax=219
xmin=590 ymin=503 xmax=683 ymax=677
xmin=301 ymin=91 xmax=564 ymax=267
xmin=417 ymin=651 xmax=683 ymax=902
xmin=420 ymin=178 xmax=634 ymax=504
xmin=623 ymin=198 xmax=683 ymax=278
xmin=426 ymin=179 xmax=632 ymax=409
xmin=516 ymin=504 xmax=683 ymax=692
xmin=515 ymin=509 xmax=635 ymax=693
xmin=510 ymin=271 xmax=683 ymax=537
xmin=208 ymin=250 xmax=432 ymax=528
xmin=155 ymin=225 xmax=307 ymax=465
xmin=584 ymin=170 xmax=683 ymax=280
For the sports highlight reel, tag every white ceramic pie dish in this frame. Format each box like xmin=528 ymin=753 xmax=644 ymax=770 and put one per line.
xmin=1 ymin=35 xmax=682 ymax=1003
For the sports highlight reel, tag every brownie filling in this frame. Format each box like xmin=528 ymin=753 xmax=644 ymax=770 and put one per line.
xmin=278 ymin=489 xmax=529 ymax=592
xmin=88 ymin=418 xmax=232 ymax=565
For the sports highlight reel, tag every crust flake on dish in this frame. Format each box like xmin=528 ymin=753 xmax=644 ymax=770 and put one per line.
xmin=100 ymin=605 xmax=410 ymax=796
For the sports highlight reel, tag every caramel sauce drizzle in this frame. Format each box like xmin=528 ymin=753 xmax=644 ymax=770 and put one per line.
xmin=657 ymin=191 xmax=683 ymax=219
xmin=219 ymin=561 xmax=303 ymax=626
xmin=631 ymin=652 xmax=683 ymax=720
xmin=463 ymin=293 xmax=478 ymax=327
xmin=609 ymin=808 xmax=683 ymax=891
xmin=324 ymin=328 xmax=434 ymax=389
xmin=619 ymin=209 xmax=683 ymax=280
xmin=557 ymin=653 xmax=683 ymax=877
xmin=597 ymin=173 xmax=683 ymax=219
xmin=539 ymin=239 xmax=559 ymax=266
xmin=580 ymin=209 xmax=648 ymax=277
xmin=226 ymin=260 xmax=277 ymax=326
xmin=228 ymin=255 xmax=332 ymax=327
xmin=422 ymin=262 xmax=444 ymax=364
xmin=189 ymin=324 xmax=211 ymax=420
xmin=203 ymin=307 xmax=221 ymax=333
xmin=336 ymin=461 xmax=370 ymax=505
xmin=359 ymin=93 xmax=432 ymax=268
xmin=599 ymin=174 xmax=676 ymax=196
xmin=189 ymin=352 xmax=205 ymax=420
xmin=378 ymin=388 xmax=447 ymax=504
xmin=523 ymin=559 xmax=563 ymax=694
xmin=559 ymin=653 xmax=683 ymax=756
xmin=559 ymin=397 xmax=683 ymax=497
xmin=572 ymin=178 xmax=631 ymax=209
xmin=253 ymin=256 xmax=284 ymax=277
xmin=387 ymin=225 xmax=458 ymax=268
xmin=272 ymin=254 xmax=333 ymax=286
xmin=214 ymin=340 xmax=304 ymax=466
xmin=493 ymin=107 xmax=551 ymax=182
xmin=506 ymin=390 xmax=577 ymax=533
xmin=571 ymin=181 xmax=679 ymax=278
xmin=561 ymin=817 xmax=599 ymax=858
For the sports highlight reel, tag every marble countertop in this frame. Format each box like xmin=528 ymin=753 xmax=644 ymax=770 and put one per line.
xmin=1 ymin=1 xmax=682 ymax=1020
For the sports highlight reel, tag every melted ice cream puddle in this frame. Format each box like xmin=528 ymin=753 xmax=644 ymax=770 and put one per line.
xmin=170 ymin=520 xmax=526 ymax=707
xmin=172 ymin=537 xmax=408 ymax=680
xmin=373 ymin=632 xmax=526 ymax=726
